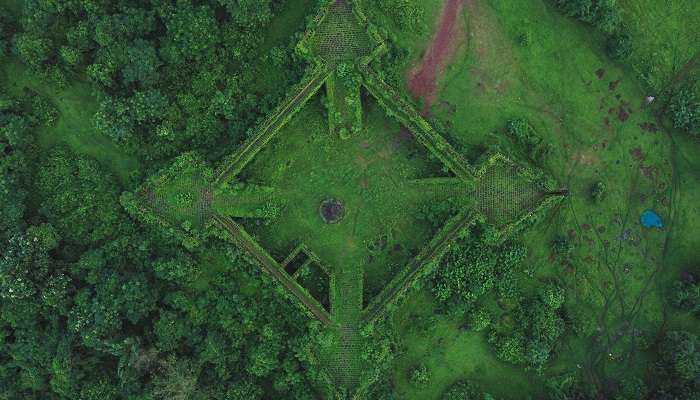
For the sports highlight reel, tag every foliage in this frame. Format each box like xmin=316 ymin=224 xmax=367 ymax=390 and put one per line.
xmin=554 ymin=0 xmax=627 ymax=62
xmin=552 ymin=235 xmax=575 ymax=263
xmin=672 ymin=276 xmax=700 ymax=316
xmin=376 ymin=0 xmax=425 ymax=32
xmin=35 ymin=148 xmax=122 ymax=246
xmin=408 ymin=364 xmax=431 ymax=388
xmin=431 ymin=224 xmax=527 ymax=312
xmin=591 ymin=181 xmax=606 ymax=203
xmin=669 ymin=87 xmax=700 ymax=136
xmin=606 ymin=30 xmax=633 ymax=61
xmin=442 ymin=380 xmax=495 ymax=400
xmin=505 ymin=118 xmax=551 ymax=165
xmin=659 ymin=331 xmax=700 ymax=385
xmin=488 ymin=292 xmax=566 ymax=372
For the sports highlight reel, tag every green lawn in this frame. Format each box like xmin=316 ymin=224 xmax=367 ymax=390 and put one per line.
xmin=237 ymin=96 xmax=464 ymax=294
xmin=620 ymin=0 xmax=700 ymax=91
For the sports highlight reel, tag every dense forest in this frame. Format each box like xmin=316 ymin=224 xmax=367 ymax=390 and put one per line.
xmin=1 ymin=0 xmax=699 ymax=399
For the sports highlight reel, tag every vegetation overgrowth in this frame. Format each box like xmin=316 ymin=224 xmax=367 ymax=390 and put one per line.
xmin=0 ymin=0 xmax=698 ymax=399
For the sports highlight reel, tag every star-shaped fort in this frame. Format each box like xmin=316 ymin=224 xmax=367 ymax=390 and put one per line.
xmin=122 ymin=0 xmax=566 ymax=396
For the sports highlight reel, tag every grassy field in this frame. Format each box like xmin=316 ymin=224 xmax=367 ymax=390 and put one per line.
xmin=619 ymin=0 xmax=700 ymax=91
xmin=386 ymin=0 xmax=700 ymax=398
xmin=237 ymin=96 xmax=465 ymax=299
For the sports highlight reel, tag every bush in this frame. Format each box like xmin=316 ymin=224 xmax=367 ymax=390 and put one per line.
xmin=555 ymin=0 xmax=593 ymax=20
xmin=606 ymin=31 xmax=632 ymax=61
xmin=539 ymin=283 xmax=565 ymax=310
xmin=468 ymin=308 xmax=492 ymax=332
xmin=552 ymin=236 xmax=575 ymax=262
xmin=669 ymin=87 xmax=700 ymax=136
xmin=442 ymin=380 xmax=492 ymax=400
xmin=517 ymin=31 xmax=532 ymax=47
xmin=592 ymin=0 xmax=622 ymax=33
xmin=591 ymin=181 xmax=606 ymax=203
xmin=506 ymin=118 xmax=530 ymax=142
xmin=671 ymin=278 xmax=700 ymax=316
xmin=660 ymin=331 xmax=700 ymax=381
xmin=409 ymin=365 xmax=431 ymax=388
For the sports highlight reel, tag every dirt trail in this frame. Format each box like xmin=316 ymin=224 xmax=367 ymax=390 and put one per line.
xmin=408 ymin=0 xmax=466 ymax=114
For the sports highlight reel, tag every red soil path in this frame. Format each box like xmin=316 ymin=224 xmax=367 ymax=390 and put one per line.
xmin=408 ymin=0 xmax=465 ymax=114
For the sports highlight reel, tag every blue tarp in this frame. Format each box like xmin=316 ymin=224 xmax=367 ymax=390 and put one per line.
xmin=641 ymin=210 xmax=663 ymax=229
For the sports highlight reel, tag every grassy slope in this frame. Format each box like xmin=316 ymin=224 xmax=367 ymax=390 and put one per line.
xmin=389 ymin=0 xmax=700 ymax=398
xmin=0 ymin=60 xmax=140 ymax=184
xmin=619 ymin=0 xmax=700 ymax=91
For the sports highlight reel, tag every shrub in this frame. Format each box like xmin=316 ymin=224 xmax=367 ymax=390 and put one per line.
xmin=468 ymin=308 xmax=492 ymax=331
xmin=591 ymin=181 xmax=606 ymax=203
xmin=506 ymin=118 xmax=530 ymax=142
xmin=539 ymin=283 xmax=565 ymax=309
xmin=660 ymin=331 xmax=700 ymax=381
xmin=552 ymin=236 xmax=575 ymax=262
xmin=555 ymin=0 xmax=593 ymax=20
xmin=442 ymin=380 xmax=488 ymax=400
xmin=606 ymin=31 xmax=632 ymax=61
xmin=669 ymin=87 xmax=700 ymax=135
xmin=592 ymin=0 xmax=622 ymax=33
xmin=671 ymin=278 xmax=700 ymax=316
xmin=517 ymin=31 xmax=532 ymax=47
xmin=409 ymin=365 xmax=431 ymax=388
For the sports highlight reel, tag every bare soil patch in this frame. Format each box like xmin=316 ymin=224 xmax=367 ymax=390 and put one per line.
xmin=407 ymin=0 xmax=466 ymax=114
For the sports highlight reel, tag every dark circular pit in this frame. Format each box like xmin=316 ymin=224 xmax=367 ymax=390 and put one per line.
xmin=319 ymin=199 xmax=345 ymax=224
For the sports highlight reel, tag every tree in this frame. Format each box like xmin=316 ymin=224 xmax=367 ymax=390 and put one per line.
xmin=218 ymin=0 xmax=274 ymax=29
xmin=12 ymin=34 xmax=53 ymax=71
xmin=539 ymin=283 xmax=565 ymax=310
xmin=158 ymin=2 xmax=219 ymax=63
xmin=672 ymin=277 xmax=700 ymax=316
xmin=552 ymin=235 xmax=575 ymax=263
xmin=35 ymin=149 xmax=122 ymax=246
xmin=660 ymin=331 xmax=700 ymax=381
xmin=431 ymin=224 xmax=526 ymax=313
xmin=669 ymin=87 xmax=700 ymax=136
xmin=122 ymin=40 xmax=162 ymax=86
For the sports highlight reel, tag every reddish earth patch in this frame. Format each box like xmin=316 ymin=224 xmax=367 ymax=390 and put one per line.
xmin=354 ymin=155 xmax=370 ymax=169
xmin=640 ymin=165 xmax=659 ymax=180
xmin=609 ymin=79 xmax=621 ymax=91
xmin=639 ymin=122 xmax=659 ymax=133
xmin=408 ymin=0 xmax=465 ymax=114
xmin=595 ymin=68 xmax=605 ymax=79
xmin=568 ymin=229 xmax=577 ymax=240
xmin=582 ymin=224 xmax=592 ymax=231
xmin=603 ymin=116 xmax=610 ymax=128
xmin=617 ymin=106 xmax=630 ymax=122
xmin=630 ymin=147 xmax=645 ymax=161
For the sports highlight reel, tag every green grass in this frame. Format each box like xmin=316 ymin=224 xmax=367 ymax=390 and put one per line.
xmin=391 ymin=291 xmax=544 ymax=400
xmin=238 ymin=96 xmax=463 ymax=287
xmin=0 ymin=59 xmax=140 ymax=184
xmin=363 ymin=0 xmax=444 ymax=77
xmin=620 ymin=0 xmax=700 ymax=91
xmin=384 ymin=0 xmax=700 ymax=397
